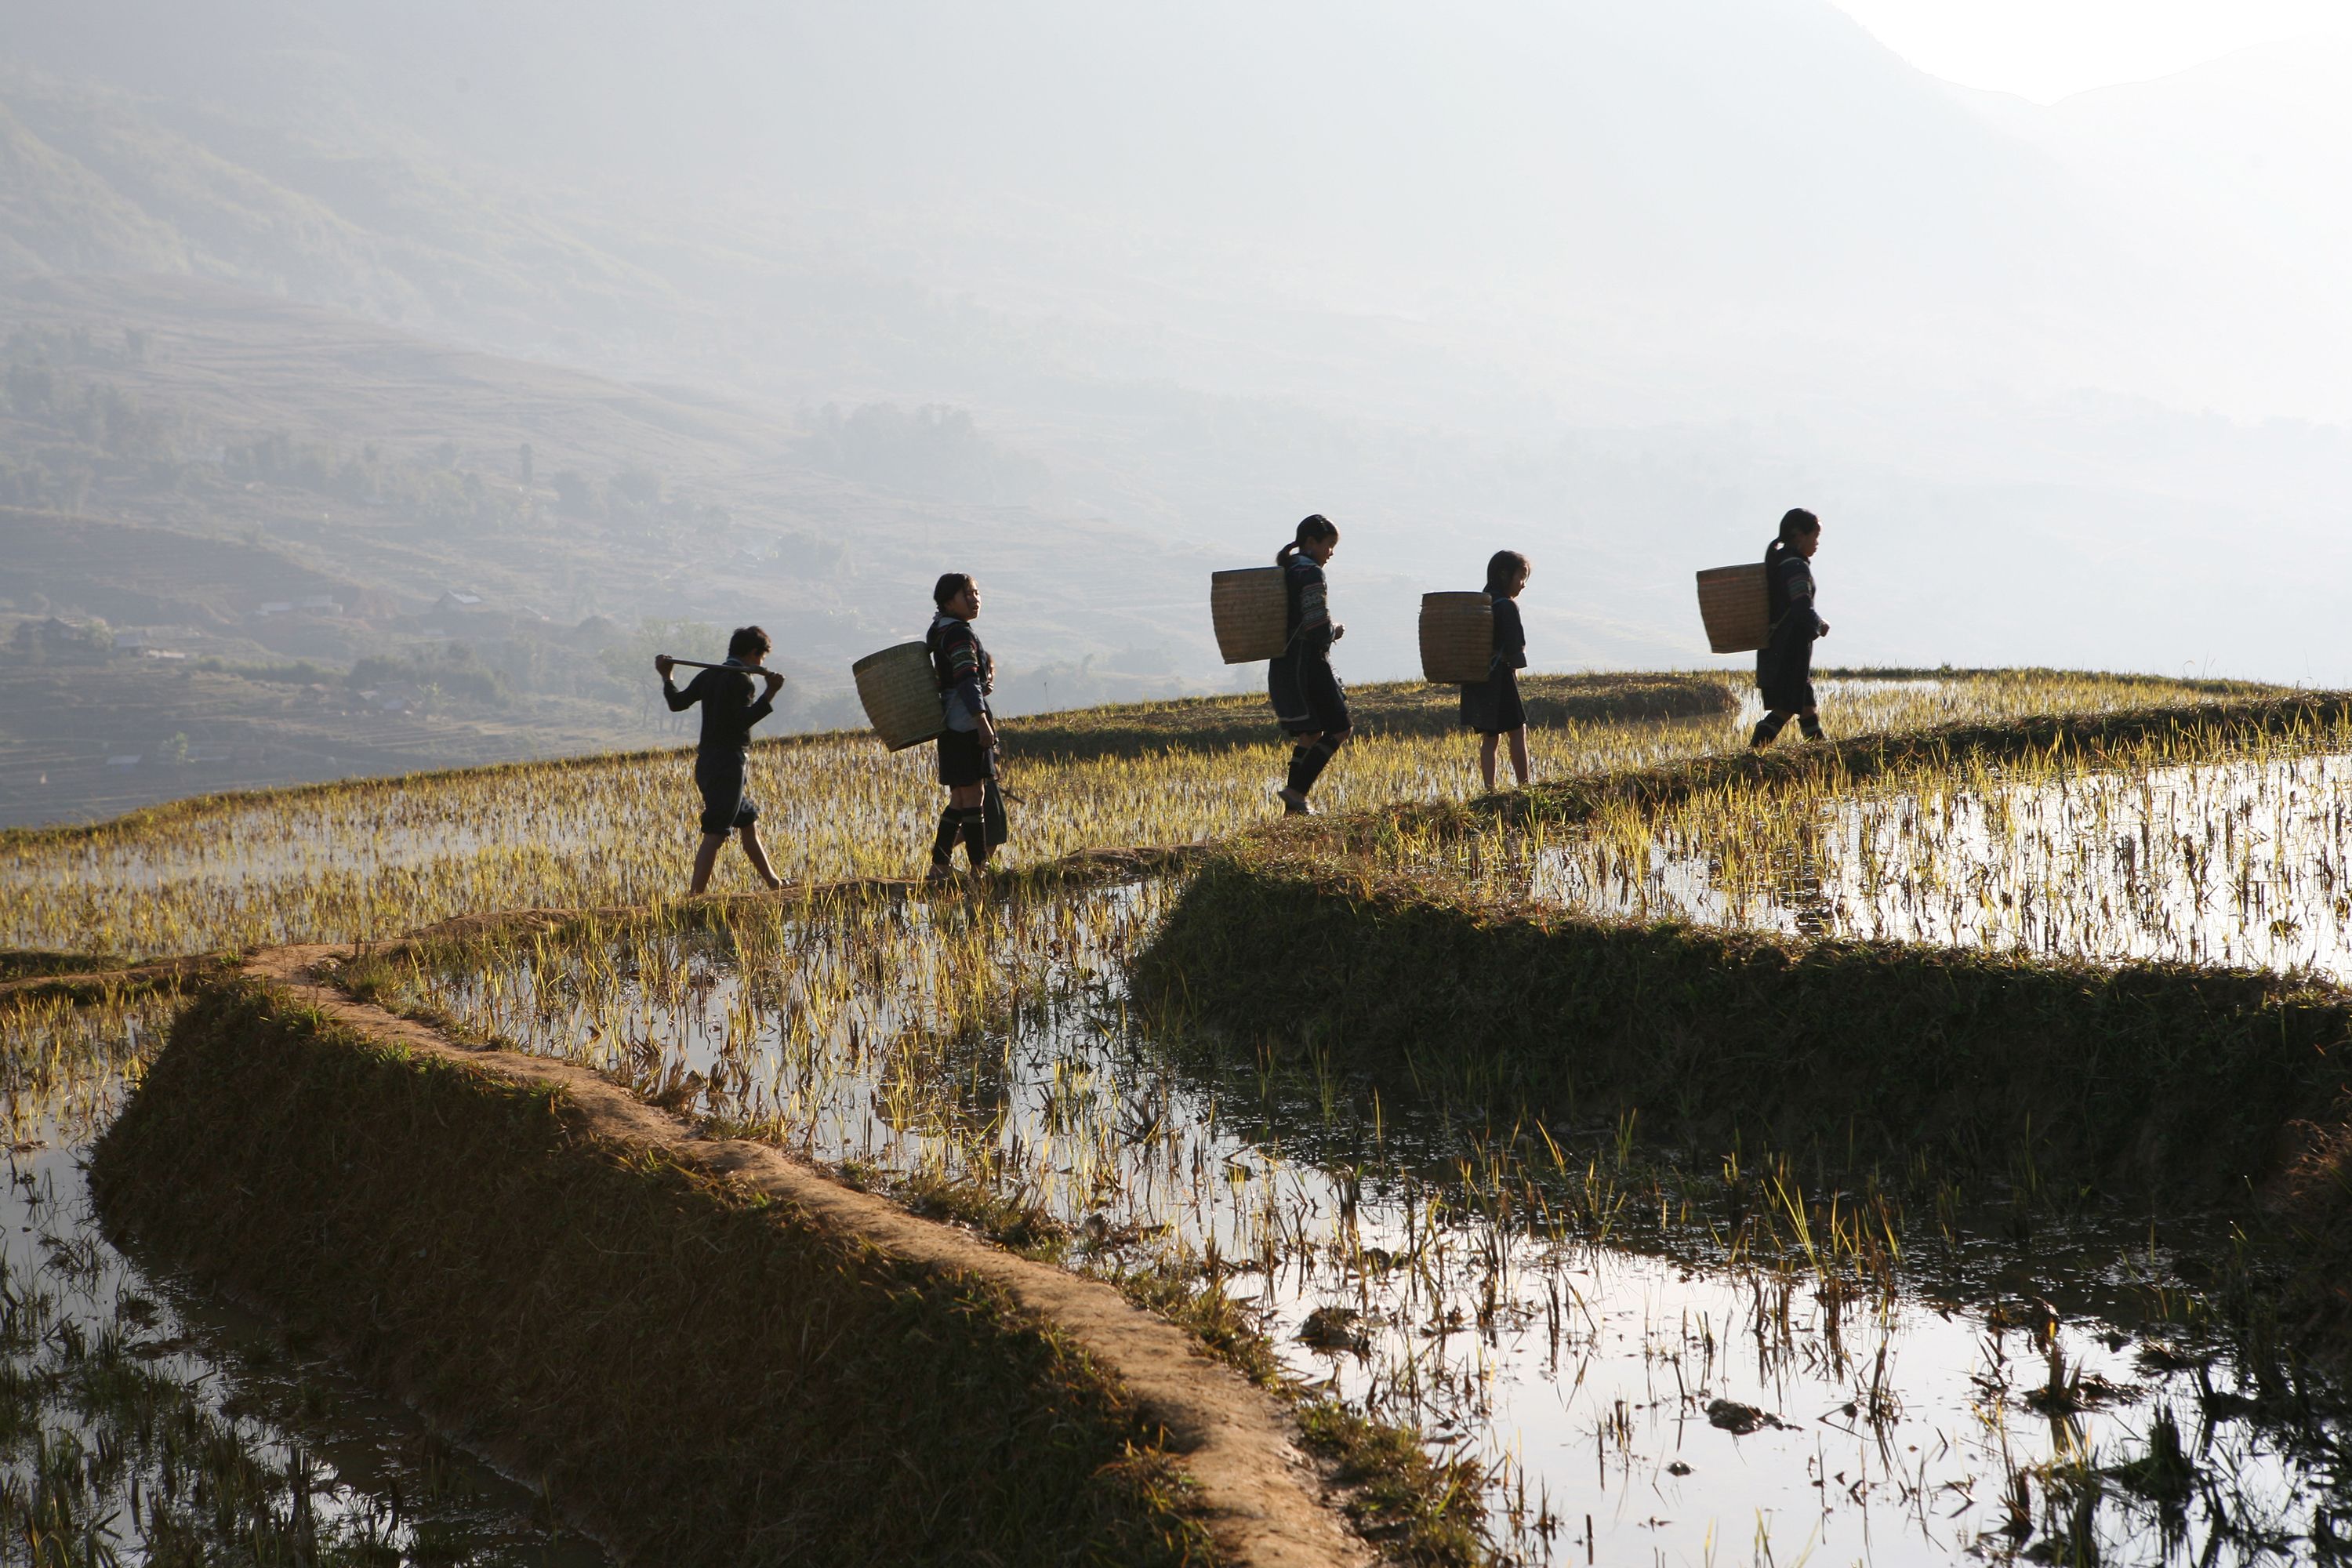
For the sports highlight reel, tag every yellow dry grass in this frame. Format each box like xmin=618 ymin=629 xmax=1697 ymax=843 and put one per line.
xmin=0 ymin=668 xmax=2263 ymax=956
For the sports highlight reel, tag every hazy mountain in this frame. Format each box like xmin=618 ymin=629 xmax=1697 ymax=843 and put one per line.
xmin=4 ymin=0 xmax=2352 ymax=709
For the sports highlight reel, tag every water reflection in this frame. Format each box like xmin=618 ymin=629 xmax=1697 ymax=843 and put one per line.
xmin=1508 ymin=753 xmax=2352 ymax=984
xmin=381 ymin=887 xmax=2351 ymax=1564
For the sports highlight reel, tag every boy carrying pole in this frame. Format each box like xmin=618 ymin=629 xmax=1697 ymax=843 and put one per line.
xmin=654 ymin=626 xmax=786 ymax=895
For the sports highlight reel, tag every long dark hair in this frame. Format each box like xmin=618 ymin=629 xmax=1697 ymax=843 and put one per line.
xmin=1763 ymin=507 xmax=1819 ymax=572
xmin=1483 ymin=550 xmax=1530 ymax=597
xmin=1276 ymin=514 xmax=1340 ymax=567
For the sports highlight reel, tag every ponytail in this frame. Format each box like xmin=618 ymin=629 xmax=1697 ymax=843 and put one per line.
xmin=1278 ymin=512 xmax=1340 ymax=566
xmin=1766 ymin=507 xmax=1817 ymax=565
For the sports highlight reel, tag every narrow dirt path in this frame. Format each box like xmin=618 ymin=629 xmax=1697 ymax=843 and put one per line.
xmin=244 ymin=942 xmax=1369 ymax=1568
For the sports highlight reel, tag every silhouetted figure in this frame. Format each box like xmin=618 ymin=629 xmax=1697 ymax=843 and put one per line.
xmin=1751 ymin=510 xmax=1829 ymax=748
xmin=924 ymin=572 xmax=1001 ymax=881
xmin=1462 ymin=549 xmax=1532 ymax=789
xmin=656 ymin=626 xmax=786 ymax=893
xmin=1271 ymin=514 xmax=1350 ymax=814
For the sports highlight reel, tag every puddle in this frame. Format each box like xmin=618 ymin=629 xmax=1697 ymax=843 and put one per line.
xmin=0 ymin=993 xmax=608 ymax=1566
xmin=372 ymin=885 xmax=2350 ymax=1564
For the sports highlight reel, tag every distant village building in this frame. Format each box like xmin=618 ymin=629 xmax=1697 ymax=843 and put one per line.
xmin=296 ymin=594 xmax=345 ymax=615
xmin=434 ymin=590 xmax=485 ymax=615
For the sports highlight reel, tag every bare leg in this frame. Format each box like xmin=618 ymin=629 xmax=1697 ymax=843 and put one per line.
xmin=1508 ymin=724 xmax=1530 ymax=786
xmin=688 ymin=832 xmax=728 ymax=894
xmin=737 ymin=824 xmax=782 ymax=890
xmin=1479 ymin=733 xmax=1500 ymax=792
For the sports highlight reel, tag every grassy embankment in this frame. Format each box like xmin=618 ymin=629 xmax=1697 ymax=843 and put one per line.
xmin=0 ymin=667 xmax=2271 ymax=959
xmin=1005 ymin=673 xmax=1736 ymax=760
xmin=1139 ymin=694 xmax=2352 ymax=1236
xmin=94 ymin=979 xmax=1226 ymax=1568
xmin=1314 ymin=689 xmax=2352 ymax=851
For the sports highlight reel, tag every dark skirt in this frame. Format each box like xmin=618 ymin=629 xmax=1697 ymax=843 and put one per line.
xmin=1269 ymin=650 xmax=1349 ymax=736
xmin=1460 ymin=667 xmax=1526 ymax=735
xmin=693 ymin=750 xmax=758 ymax=835
xmin=1756 ymin=619 xmax=1817 ymax=713
xmin=937 ymin=727 xmax=996 ymax=787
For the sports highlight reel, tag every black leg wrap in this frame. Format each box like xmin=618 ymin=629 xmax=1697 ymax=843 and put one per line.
xmin=1293 ymin=736 xmax=1341 ymax=795
xmin=1751 ymin=713 xmax=1790 ymax=748
xmin=1798 ymin=713 xmax=1824 ymax=741
xmin=960 ymin=807 xmax=991 ymax=869
xmin=930 ymin=808 xmax=961 ymax=864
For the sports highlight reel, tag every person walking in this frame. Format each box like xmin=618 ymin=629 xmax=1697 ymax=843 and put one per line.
xmin=1462 ymin=550 xmax=1532 ymax=789
xmin=1751 ymin=508 xmax=1829 ymax=748
xmin=1270 ymin=514 xmax=1350 ymax=815
xmin=924 ymin=572 xmax=1001 ymax=881
xmin=655 ymin=627 xmax=786 ymax=894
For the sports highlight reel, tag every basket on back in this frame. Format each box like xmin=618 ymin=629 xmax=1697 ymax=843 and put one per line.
xmin=1210 ymin=568 xmax=1288 ymax=663
xmin=1694 ymin=564 xmax=1770 ymax=654
xmin=851 ymin=642 xmax=946 ymax=750
xmin=1418 ymin=592 xmax=1494 ymax=684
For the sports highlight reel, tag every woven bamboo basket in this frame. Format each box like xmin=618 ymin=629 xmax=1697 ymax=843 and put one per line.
xmin=851 ymin=641 xmax=946 ymax=750
xmin=1210 ymin=568 xmax=1288 ymax=663
xmin=1419 ymin=592 xmax=1494 ymax=684
xmin=1695 ymin=564 xmax=1771 ymax=654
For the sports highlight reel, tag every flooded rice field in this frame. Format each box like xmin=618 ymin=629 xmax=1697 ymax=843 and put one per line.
xmin=364 ymin=884 xmax=2352 ymax=1565
xmin=1463 ymin=750 xmax=2352 ymax=983
xmin=0 ymin=992 xmax=608 ymax=1566
xmin=0 ymin=669 xmax=2190 ymax=959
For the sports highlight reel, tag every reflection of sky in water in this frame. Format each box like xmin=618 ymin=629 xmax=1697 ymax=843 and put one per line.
xmin=405 ymin=887 xmax=2338 ymax=1565
xmin=1530 ymin=753 xmax=2352 ymax=982
xmin=0 ymin=679 xmax=1944 ymax=916
xmin=0 ymin=1007 xmax=608 ymax=1568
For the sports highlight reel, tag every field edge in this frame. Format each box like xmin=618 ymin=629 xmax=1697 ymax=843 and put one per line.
xmin=91 ymin=959 xmax=1374 ymax=1568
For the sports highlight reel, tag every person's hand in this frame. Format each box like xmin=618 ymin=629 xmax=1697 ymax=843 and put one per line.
xmin=762 ymin=670 xmax=786 ymax=695
xmin=1331 ymin=623 xmax=1347 ymax=641
xmin=654 ymin=654 xmax=675 ymax=678
xmin=1817 ymin=621 xmax=1831 ymax=637
xmin=978 ymin=717 xmax=1000 ymax=751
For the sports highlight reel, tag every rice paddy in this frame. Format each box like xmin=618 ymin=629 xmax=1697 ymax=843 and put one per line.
xmin=341 ymin=884 xmax=2352 ymax=1564
xmin=0 ymin=669 xmax=2249 ymax=958
xmin=7 ymin=664 xmax=2348 ymax=1566
xmin=0 ymin=989 xmax=608 ymax=1564
xmin=1414 ymin=710 xmax=2352 ymax=982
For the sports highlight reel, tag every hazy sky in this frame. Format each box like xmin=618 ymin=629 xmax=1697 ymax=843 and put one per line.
xmin=1828 ymin=0 xmax=2347 ymax=100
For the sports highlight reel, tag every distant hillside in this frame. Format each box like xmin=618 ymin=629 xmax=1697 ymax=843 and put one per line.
xmin=0 ymin=277 xmax=1245 ymax=725
xmin=0 ymin=66 xmax=691 ymax=368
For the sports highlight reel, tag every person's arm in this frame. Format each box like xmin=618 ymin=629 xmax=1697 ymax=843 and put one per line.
xmin=1298 ymin=565 xmax=1335 ymax=655
xmin=1793 ymin=563 xmax=1827 ymax=636
xmin=746 ymin=670 xmax=784 ymax=728
xmin=941 ymin=627 xmax=988 ymax=720
xmin=1494 ymin=599 xmax=1527 ymax=671
xmin=661 ymin=662 xmax=702 ymax=712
